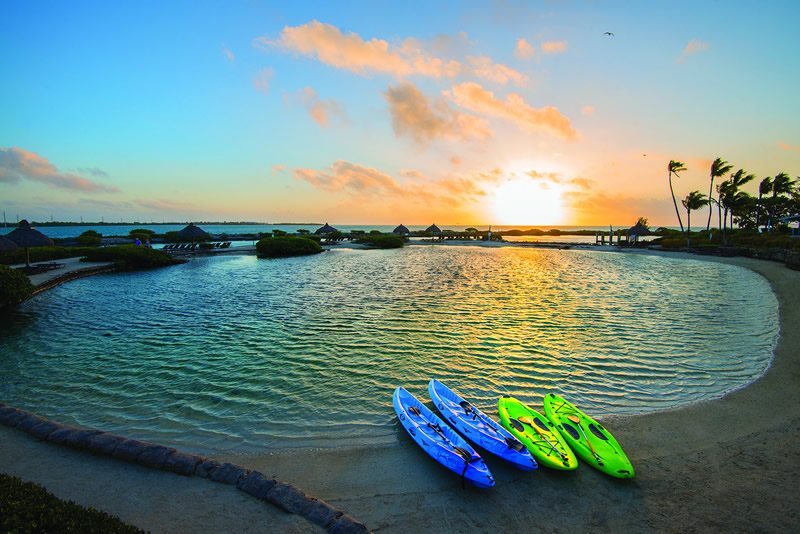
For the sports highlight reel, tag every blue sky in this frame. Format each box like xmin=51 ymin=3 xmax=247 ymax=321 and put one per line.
xmin=1 ymin=1 xmax=799 ymax=225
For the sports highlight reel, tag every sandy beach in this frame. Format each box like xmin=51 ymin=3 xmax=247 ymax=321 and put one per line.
xmin=1 ymin=250 xmax=798 ymax=532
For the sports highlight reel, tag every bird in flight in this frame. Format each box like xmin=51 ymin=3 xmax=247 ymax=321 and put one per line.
xmin=604 ymin=32 xmax=615 ymax=37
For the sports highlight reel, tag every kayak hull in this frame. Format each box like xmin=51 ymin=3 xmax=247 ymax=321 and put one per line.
xmin=497 ymin=396 xmax=578 ymax=470
xmin=428 ymin=379 xmax=537 ymax=471
xmin=543 ymin=392 xmax=635 ymax=479
xmin=393 ymin=387 xmax=495 ymax=488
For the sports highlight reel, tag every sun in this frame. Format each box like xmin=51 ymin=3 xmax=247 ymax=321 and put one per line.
xmin=491 ymin=178 xmax=566 ymax=226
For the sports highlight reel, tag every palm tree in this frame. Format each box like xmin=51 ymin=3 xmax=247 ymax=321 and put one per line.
xmin=706 ymin=158 xmax=733 ymax=231
xmin=668 ymin=160 xmax=686 ymax=233
xmin=757 ymin=177 xmax=773 ymax=231
xmin=719 ymin=169 xmax=755 ymax=238
xmin=770 ymin=172 xmax=796 ymax=231
xmin=682 ymin=191 xmax=707 ymax=248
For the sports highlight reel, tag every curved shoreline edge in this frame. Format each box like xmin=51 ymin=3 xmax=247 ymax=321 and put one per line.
xmin=0 ymin=404 xmax=368 ymax=533
xmin=2 ymin=248 xmax=798 ymax=531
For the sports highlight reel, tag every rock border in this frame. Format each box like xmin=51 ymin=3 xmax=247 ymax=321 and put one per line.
xmin=0 ymin=404 xmax=368 ymax=533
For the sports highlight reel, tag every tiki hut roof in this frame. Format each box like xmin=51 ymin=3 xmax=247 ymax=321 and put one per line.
xmin=392 ymin=224 xmax=410 ymax=235
xmin=627 ymin=222 xmax=652 ymax=236
xmin=425 ymin=224 xmax=442 ymax=234
xmin=177 ymin=223 xmax=210 ymax=240
xmin=0 ymin=235 xmax=19 ymax=252
xmin=315 ymin=222 xmax=338 ymax=234
xmin=5 ymin=220 xmax=54 ymax=248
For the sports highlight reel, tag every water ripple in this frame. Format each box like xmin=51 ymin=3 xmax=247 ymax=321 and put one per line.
xmin=0 ymin=247 xmax=779 ymax=453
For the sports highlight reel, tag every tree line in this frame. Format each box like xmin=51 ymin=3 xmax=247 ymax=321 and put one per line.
xmin=668 ymin=158 xmax=799 ymax=246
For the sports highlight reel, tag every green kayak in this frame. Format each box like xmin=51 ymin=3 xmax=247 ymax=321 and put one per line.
xmin=497 ymin=396 xmax=578 ymax=470
xmin=543 ymin=392 xmax=635 ymax=479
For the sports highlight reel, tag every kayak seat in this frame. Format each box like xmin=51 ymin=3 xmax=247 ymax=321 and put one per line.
xmin=588 ymin=423 xmax=608 ymax=440
xmin=562 ymin=422 xmax=580 ymax=440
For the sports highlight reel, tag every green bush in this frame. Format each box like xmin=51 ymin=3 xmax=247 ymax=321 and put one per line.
xmin=0 ymin=246 xmax=96 ymax=266
xmin=256 ymin=236 xmax=322 ymax=258
xmin=77 ymin=233 xmax=102 ymax=246
xmin=0 ymin=265 xmax=34 ymax=309
xmin=81 ymin=245 xmax=184 ymax=270
xmin=356 ymin=234 xmax=404 ymax=249
xmin=129 ymin=228 xmax=155 ymax=236
xmin=0 ymin=473 xmax=142 ymax=533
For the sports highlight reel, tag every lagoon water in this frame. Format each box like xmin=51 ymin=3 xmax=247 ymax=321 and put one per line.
xmin=0 ymin=247 xmax=778 ymax=453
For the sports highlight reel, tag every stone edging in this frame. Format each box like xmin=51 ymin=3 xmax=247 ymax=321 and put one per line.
xmin=32 ymin=264 xmax=117 ymax=295
xmin=0 ymin=404 xmax=369 ymax=533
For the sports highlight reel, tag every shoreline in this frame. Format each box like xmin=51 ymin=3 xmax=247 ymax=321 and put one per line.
xmin=1 ymin=250 xmax=798 ymax=531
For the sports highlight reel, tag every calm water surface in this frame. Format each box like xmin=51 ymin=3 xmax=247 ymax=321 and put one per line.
xmin=0 ymin=247 xmax=778 ymax=453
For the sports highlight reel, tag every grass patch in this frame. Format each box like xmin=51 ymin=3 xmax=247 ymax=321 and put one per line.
xmin=81 ymin=245 xmax=184 ymax=270
xmin=256 ymin=236 xmax=323 ymax=258
xmin=0 ymin=473 xmax=142 ymax=533
xmin=0 ymin=247 xmax=97 ymax=266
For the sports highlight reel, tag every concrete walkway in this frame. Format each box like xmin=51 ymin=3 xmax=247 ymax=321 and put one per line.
xmin=10 ymin=256 xmax=115 ymax=288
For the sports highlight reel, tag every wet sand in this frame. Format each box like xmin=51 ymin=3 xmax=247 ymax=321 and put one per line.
xmin=2 ymin=252 xmax=797 ymax=532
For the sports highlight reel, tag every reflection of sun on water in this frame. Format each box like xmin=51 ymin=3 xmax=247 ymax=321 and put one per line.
xmin=492 ymin=178 xmax=566 ymax=225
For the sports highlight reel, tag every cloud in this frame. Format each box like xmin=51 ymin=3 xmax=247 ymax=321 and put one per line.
xmin=272 ymin=164 xmax=287 ymax=173
xmin=294 ymin=161 xmax=403 ymax=195
xmin=446 ymin=82 xmax=577 ymax=140
xmin=467 ymin=55 xmax=527 ymax=85
xmin=678 ymin=39 xmax=710 ymax=62
xmin=541 ymin=40 xmax=567 ymax=54
xmin=77 ymin=167 xmax=109 ymax=178
xmin=222 ymin=46 xmax=236 ymax=63
xmin=581 ymin=105 xmax=595 ymax=115
xmin=515 ymin=38 xmax=535 ymax=59
xmin=400 ymin=169 xmax=425 ymax=180
xmin=288 ymin=87 xmax=346 ymax=127
xmin=385 ymin=82 xmax=491 ymax=144
xmin=256 ymin=20 xmax=461 ymax=78
xmin=135 ymin=198 xmax=195 ymax=211
xmin=253 ymin=68 xmax=274 ymax=94
xmin=0 ymin=147 xmax=119 ymax=193
xmin=778 ymin=141 xmax=800 ymax=152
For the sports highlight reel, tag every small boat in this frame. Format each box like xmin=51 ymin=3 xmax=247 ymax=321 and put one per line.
xmin=498 ymin=396 xmax=578 ymax=470
xmin=393 ymin=387 xmax=495 ymax=488
xmin=428 ymin=379 xmax=537 ymax=471
xmin=543 ymin=392 xmax=634 ymax=478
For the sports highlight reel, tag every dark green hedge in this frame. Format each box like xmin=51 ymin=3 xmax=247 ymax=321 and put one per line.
xmin=0 ymin=265 xmax=34 ymax=310
xmin=356 ymin=234 xmax=404 ymax=249
xmin=0 ymin=247 xmax=96 ymax=266
xmin=256 ymin=236 xmax=322 ymax=258
xmin=0 ymin=473 xmax=142 ymax=533
xmin=81 ymin=245 xmax=184 ymax=270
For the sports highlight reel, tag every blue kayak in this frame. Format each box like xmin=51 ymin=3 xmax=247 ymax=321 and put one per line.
xmin=428 ymin=379 xmax=537 ymax=471
xmin=393 ymin=387 xmax=495 ymax=489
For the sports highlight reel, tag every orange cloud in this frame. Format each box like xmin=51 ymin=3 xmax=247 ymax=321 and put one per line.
xmin=257 ymin=20 xmax=460 ymax=78
xmin=294 ymin=161 xmax=403 ymax=195
xmin=678 ymin=39 xmax=710 ymax=62
xmin=253 ymin=68 xmax=273 ymax=94
xmin=582 ymin=105 xmax=595 ymax=115
xmin=288 ymin=87 xmax=346 ymax=127
xmin=515 ymin=38 xmax=535 ymax=59
xmin=446 ymin=82 xmax=578 ymax=140
xmin=541 ymin=40 xmax=567 ymax=54
xmin=0 ymin=147 xmax=118 ymax=193
xmin=778 ymin=141 xmax=800 ymax=152
xmin=272 ymin=164 xmax=286 ymax=173
xmin=385 ymin=82 xmax=491 ymax=144
xmin=467 ymin=55 xmax=527 ymax=85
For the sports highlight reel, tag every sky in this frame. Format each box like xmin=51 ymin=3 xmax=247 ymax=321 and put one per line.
xmin=1 ymin=0 xmax=799 ymax=226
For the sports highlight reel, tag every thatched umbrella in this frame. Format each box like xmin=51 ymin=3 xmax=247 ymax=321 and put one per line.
xmin=424 ymin=224 xmax=442 ymax=235
xmin=177 ymin=223 xmax=210 ymax=247
xmin=315 ymin=222 xmax=338 ymax=235
xmin=627 ymin=222 xmax=652 ymax=243
xmin=6 ymin=220 xmax=54 ymax=267
xmin=392 ymin=224 xmax=410 ymax=235
xmin=0 ymin=235 xmax=19 ymax=252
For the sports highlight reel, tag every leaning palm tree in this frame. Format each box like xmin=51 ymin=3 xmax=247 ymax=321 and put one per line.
xmin=770 ymin=172 xmax=796 ymax=231
xmin=668 ymin=160 xmax=686 ymax=233
xmin=757 ymin=177 xmax=773 ymax=230
xmin=706 ymin=158 xmax=733 ymax=231
xmin=682 ymin=191 xmax=707 ymax=248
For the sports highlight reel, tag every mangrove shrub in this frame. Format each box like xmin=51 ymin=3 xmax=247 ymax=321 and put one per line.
xmin=0 ymin=265 xmax=34 ymax=310
xmin=256 ymin=236 xmax=322 ymax=258
xmin=81 ymin=245 xmax=184 ymax=270
xmin=356 ymin=234 xmax=404 ymax=249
